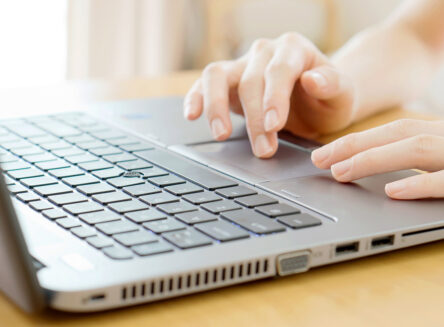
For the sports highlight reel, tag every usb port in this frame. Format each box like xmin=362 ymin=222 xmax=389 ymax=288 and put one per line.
xmin=335 ymin=242 xmax=359 ymax=256
xmin=371 ymin=235 xmax=394 ymax=249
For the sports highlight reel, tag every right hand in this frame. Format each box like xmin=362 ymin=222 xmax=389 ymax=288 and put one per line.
xmin=183 ymin=32 xmax=357 ymax=158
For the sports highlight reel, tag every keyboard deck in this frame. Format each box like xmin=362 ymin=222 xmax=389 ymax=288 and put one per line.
xmin=0 ymin=113 xmax=322 ymax=260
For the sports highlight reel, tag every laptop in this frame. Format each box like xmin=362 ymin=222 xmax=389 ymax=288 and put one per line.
xmin=2 ymin=96 xmax=444 ymax=313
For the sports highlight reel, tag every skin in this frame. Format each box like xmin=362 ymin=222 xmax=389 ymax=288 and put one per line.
xmin=184 ymin=0 xmax=444 ymax=200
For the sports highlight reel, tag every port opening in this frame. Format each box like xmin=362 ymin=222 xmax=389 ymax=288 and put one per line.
xmin=335 ymin=242 xmax=359 ymax=256
xmin=89 ymin=294 xmax=106 ymax=302
xmin=371 ymin=235 xmax=394 ymax=249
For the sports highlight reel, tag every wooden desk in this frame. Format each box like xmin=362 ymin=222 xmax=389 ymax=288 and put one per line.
xmin=1 ymin=71 xmax=443 ymax=327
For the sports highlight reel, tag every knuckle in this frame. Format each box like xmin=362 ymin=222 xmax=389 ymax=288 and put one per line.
xmin=336 ymin=133 xmax=358 ymax=154
xmin=390 ymin=119 xmax=416 ymax=137
xmin=251 ymin=38 xmax=270 ymax=52
xmin=202 ymin=62 xmax=224 ymax=77
xmin=265 ymin=61 xmax=289 ymax=77
xmin=238 ymin=74 xmax=260 ymax=96
xmin=411 ymin=134 xmax=436 ymax=155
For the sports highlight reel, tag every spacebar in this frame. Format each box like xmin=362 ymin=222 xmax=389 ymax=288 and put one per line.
xmin=135 ymin=149 xmax=237 ymax=190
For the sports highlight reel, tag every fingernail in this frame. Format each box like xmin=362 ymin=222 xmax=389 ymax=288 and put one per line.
xmin=264 ymin=109 xmax=279 ymax=132
xmin=331 ymin=159 xmax=352 ymax=180
xmin=184 ymin=104 xmax=191 ymax=118
xmin=385 ymin=181 xmax=407 ymax=197
xmin=310 ymin=71 xmax=328 ymax=89
xmin=211 ymin=118 xmax=227 ymax=139
xmin=254 ymin=134 xmax=273 ymax=157
xmin=311 ymin=146 xmax=331 ymax=166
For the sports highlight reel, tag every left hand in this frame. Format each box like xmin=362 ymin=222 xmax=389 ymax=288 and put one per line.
xmin=311 ymin=119 xmax=444 ymax=200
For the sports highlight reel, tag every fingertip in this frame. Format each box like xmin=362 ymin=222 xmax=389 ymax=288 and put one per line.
xmin=253 ymin=133 xmax=278 ymax=158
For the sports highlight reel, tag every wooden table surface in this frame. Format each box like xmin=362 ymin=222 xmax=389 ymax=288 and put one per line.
xmin=1 ymin=71 xmax=443 ymax=327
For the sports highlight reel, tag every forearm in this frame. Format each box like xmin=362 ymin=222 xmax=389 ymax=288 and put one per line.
xmin=332 ymin=22 xmax=438 ymax=122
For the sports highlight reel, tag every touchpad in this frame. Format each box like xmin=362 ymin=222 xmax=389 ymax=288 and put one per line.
xmin=169 ymin=138 xmax=324 ymax=185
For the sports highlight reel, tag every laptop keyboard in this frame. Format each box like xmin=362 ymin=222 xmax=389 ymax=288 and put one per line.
xmin=0 ymin=113 xmax=322 ymax=260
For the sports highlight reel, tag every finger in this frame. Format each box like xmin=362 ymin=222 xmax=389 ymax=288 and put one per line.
xmin=202 ymin=60 xmax=244 ymax=141
xmin=238 ymin=40 xmax=278 ymax=158
xmin=385 ymin=170 xmax=444 ymax=200
xmin=330 ymin=134 xmax=444 ymax=182
xmin=312 ymin=119 xmax=444 ymax=169
xmin=262 ymin=38 xmax=312 ymax=132
xmin=184 ymin=79 xmax=203 ymax=120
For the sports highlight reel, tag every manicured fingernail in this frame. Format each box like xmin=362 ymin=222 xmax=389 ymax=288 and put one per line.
xmin=254 ymin=134 xmax=273 ymax=157
xmin=311 ymin=146 xmax=331 ymax=166
xmin=184 ymin=104 xmax=191 ymax=118
xmin=385 ymin=181 xmax=406 ymax=197
xmin=331 ymin=159 xmax=352 ymax=180
xmin=264 ymin=109 xmax=279 ymax=132
xmin=211 ymin=118 xmax=227 ymax=139
xmin=310 ymin=71 xmax=328 ymax=89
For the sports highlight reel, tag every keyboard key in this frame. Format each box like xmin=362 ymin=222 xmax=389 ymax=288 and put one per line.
xmin=132 ymin=241 xmax=173 ymax=256
xmin=221 ymin=210 xmax=285 ymax=235
xmin=143 ymin=217 xmax=186 ymax=234
xmin=49 ymin=193 xmax=88 ymax=206
xmin=4 ymin=175 xmax=15 ymax=185
xmin=35 ymin=121 xmax=81 ymax=137
xmin=34 ymin=183 xmax=72 ymax=196
xmin=163 ymin=229 xmax=212 ymax=249
xmin=107 ymin=136 xmax=139 ymax=146
xmin=182 ymin=191 xmax=222 ymax=204
xmin=16 ymin=192 xmax=40 ymax=202
xmin=136 ymin=149 xmax=238 ymax=190
xmin=92 ymin=167 xmax=124 ymax=179
xmin=107 ymin=176 xmax=144 ymax=188
xmin=103 ymin=153 xmax=137 ymax=164
xmin=102 ymin=246 xmax=133 ymax=260
xmin=21 ymin=176 xmax=58 ymax=188
xmin=77 ymin=140 xmax=108 ymax=150
xmin=1 ymin=161 xmax=30 ymax=171
xmin=117 ymin=159 xmax=152 ymax=171
xmin=65 ymin=133 xmax=96 ymax=144
xmin=123 ymin=183 xmax=160 ymax=197
xmin=79 ymin=211 xmax=121 ymax=225
xmin=96 ymin=220 xmax=138 ymax=235
xmin=148 ymin=175 xmax=186 ymax=187
xmin=28 ymin=135 xmax=59 ymax=144
xmin=56 ymin=217 xmax=82 ymax=229
xmin=50 ymin=167 xmax=84 ymax=178
xmin=1 ymin=139 xmax=31 ymax=150
xmin=77 ymin=160 xmax=113 ymax=171
xmin=8 ymin=123 xmax=45 ymax=138
xmin=201 ymin=200 xmax=241 ymax=214
xmin=7 ymin=184 xmax=27 ymax=194
xmin=196 ymin=220 xmax=250 ymax=242
xmin=91 ymin=130 xmax=127 ymax=140
xmin=42 ymin=208 xmax=67 ymax=220
xmin=216 ymin=186 xmax=257 ymax=199
xmin=63 ymin=202 xmax=103 ymax=215
xmin=108 ymin=199 xmax=149 ymax=213
xmin=92 ymin=191 xmax=131 ymax=204
xmin=29 ymin=200 xmax=53 ymax=211
xmin=157 ymin=201 xmax=197 ymax=215
xmin=89 ymin=146 xmax=123 ymax=156
xmin=255 ymin=203 xmax=300 ymax=217
xmin=277 ymin=213 xmax=322 ymax=229
xmin=119 ymin=142 xmax=154 ymax=152
xmin=12 ymin=146 xmax=44 ymax=156
xmin=40 ymin=140 xmax=72 ymax=151
xmin=139 ymin=192 xmax=179 ymax=205
xmin=136 ymin=167 xmax=169 ymax=178
xmin=113 ymin=230 xmax=157 ymax=246
xmin=71 ymin=226 xmax=96 ymax=238
xmin=176 ymin=210 xmax=218 ymax=225
xmin=35 ymin=159 xmax=70 ymax=171
xmin=234 ymin=194 xmax=278 ymax=208
xmin=125 ymin=209 xmax=167 ymax=223
xmin=86 ymin=235 xmax=114 ymax=249
xmin=22 ymin=152 xmax=57 ymax=163
xmin=77 ymin=183 xmax=115 ymax=195
xmin=8 ymin=168 xmax=43 ymax=180
xmin=65 ymin=153 xmax=98 ymax=164
xmin=0 ymin=154 xmax=19 ymax=163
xmin=63 ymin=175 xmax=100 ymax=187
xmin=52 ymin=147 xmax=84 ymax=157
xmin=164 ymin=183 xmax=203 ymax=195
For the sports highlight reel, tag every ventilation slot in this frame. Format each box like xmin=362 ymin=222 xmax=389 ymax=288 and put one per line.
xmin=120 ymin=257 xmax=272 ymax=302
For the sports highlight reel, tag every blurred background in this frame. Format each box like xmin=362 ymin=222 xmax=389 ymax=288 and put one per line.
xmin=0 ymin=0 xmax=443 ymax=111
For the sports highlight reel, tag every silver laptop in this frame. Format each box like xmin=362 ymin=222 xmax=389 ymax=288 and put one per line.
xmin=2 ymin=96 xmax=444 ymax=313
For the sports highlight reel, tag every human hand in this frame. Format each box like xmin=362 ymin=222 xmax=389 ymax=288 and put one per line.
xmin=311 ymin=119 xmax=444 ymax=200
xmin=183 ymin=33 xmax=356 ymax=158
